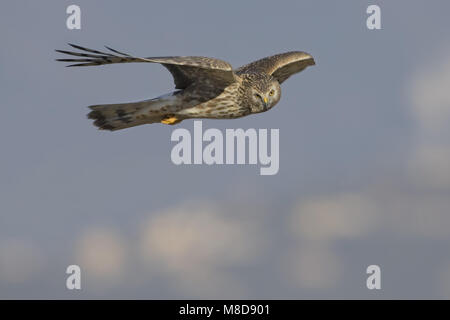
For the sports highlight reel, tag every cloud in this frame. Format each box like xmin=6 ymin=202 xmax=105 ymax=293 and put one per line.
xmin=290 ymin=193 xmax=378 ymax=242
xmin=291 ymin=188 xmax=450 ymax=242
xmin=75 ymin=228 xmax=127 ymax=283
xmin=0 ymin=239 xmax=45 ymax=284
xmin=382 ymin=193 xmax=450 ymax=239
xmin=408 ymin=48 xmax=450 ymax=188
xmin=284 ymin=244 xmax=343 ymax=290
xmin=285 ymin=188 xmax=450 ymax=290
xmin=409 ymin=52 xmax=450 ymax=135
xmin=408 ymin=145 xmax=450 ymax=189
xmin=139 ymin=202 xmax=264 ymax=297
xmin=284 ymin=193 xmax=376 ymax=290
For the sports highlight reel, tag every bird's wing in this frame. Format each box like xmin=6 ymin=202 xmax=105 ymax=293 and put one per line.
xmin=236 ymin=51 xmax=315 ymax=84
xmin=56 ymin=44 xmax=237 ymax=89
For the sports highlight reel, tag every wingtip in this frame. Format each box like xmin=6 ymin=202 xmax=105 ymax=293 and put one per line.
xmin=55 ymin=49 xmax=68 ymax=55
xmin=68 ymin=43 xmax=84 ymax=51
xmin=303 ymin=52 xmax=315 ymax=66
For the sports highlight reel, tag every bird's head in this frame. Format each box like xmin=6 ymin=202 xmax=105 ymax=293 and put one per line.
xmin=249 ymin=75 xmax=281 ymax=113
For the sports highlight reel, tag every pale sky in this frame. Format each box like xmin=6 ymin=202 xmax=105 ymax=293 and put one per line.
xmin=1 ymin=0 xmax=450 ymax=299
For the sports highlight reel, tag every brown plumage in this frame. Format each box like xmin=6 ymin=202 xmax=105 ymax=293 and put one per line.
xmin=56 ymin=44 xmax=315 ymax=131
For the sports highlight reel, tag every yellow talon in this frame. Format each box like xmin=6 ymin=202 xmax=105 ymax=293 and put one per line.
xmin=161 ymin=116 xmax=180 ymax=125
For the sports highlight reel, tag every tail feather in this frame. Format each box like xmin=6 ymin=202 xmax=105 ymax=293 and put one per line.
xmin=87 ymin=100 xmax=164 ymax=131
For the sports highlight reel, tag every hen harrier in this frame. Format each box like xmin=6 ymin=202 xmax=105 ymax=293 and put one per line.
xmin=56 ymin=44 xmax=315 ymax=131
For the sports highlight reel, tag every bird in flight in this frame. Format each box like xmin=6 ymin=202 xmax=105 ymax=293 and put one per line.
xmin=56 ymin=44 xmax=315 ymax=131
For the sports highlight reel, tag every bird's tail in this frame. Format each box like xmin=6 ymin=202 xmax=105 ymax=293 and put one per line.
xmin=87 ymin=99 xmax=165 ymax=131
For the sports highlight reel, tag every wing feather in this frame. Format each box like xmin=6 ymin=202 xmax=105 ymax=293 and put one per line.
xmin=55 ymin=44 xmax=236 ymax=89
xmin=236 ymin=51 xmax=315 ymax=84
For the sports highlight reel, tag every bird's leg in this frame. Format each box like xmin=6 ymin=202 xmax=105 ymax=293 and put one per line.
xmin=161 ymin=115 xmax=182 ymax=125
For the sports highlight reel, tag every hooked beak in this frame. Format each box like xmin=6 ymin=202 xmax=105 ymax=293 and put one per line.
xmin=263 ymin=96 xmax=269 ymax=110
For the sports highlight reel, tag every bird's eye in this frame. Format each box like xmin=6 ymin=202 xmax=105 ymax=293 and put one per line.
xmin=269 ymin=90 xmax=275 ymax=96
